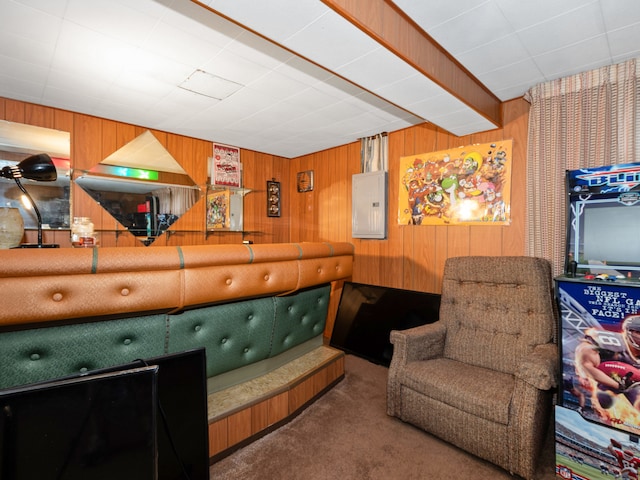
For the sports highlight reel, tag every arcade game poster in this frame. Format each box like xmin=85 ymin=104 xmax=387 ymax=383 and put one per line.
xmin=398 ymin=140 xmax=512 ymax=226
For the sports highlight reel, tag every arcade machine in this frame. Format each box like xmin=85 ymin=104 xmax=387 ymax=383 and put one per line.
xmin=556 ymin=162 xmax=640 ymax=479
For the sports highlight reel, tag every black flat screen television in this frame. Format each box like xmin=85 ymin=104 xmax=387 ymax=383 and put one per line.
xmin=0 ymin=366 xmax=159 ymax=480
xmin=330 ymin=282 xmax=441 ymax=366
xmin=88 ymin=348 xmax=210 ymax=480
xmin=0 ymin=348 xmax=209 ymax=480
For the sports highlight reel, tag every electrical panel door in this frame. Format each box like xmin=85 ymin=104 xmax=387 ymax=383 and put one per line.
xmin=352 ymin=171 xmax=387 ymax=239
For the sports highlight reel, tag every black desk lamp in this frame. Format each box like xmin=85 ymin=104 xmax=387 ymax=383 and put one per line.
xmin=0 ymin=153 xmax=59 ymax=248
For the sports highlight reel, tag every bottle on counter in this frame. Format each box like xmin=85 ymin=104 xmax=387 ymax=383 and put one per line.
xmin=71 ymin=217 xmax=95 ymax=247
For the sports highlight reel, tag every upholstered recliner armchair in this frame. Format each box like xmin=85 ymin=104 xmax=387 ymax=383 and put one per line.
xmin=387 ymin=256 xmax=557 ymax=479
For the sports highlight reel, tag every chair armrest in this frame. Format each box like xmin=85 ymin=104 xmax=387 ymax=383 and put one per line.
xmin=515 ymin=343 xmax=558 ymax=390
xmin=389 ymin=322 xmax=446 ymax=365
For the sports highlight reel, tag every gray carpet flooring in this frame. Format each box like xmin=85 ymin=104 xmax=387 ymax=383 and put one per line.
xmin=210 ymin=354 xmax=556 ymax=479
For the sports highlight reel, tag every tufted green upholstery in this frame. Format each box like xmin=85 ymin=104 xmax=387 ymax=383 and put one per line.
xmin=0 ymin=285 xmax=331 ymax=390
xmin=270 ymin=287 xmax=330 ymax=357
xmin=0 ymin=314 xmax=168 ymax=389
xmin=168 ymin=296 xmax=276 ymax=377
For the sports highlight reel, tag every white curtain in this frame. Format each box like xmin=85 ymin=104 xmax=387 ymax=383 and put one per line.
xmin=156 ymin=186 xmax=199 ymax=215
xmin=360 ymin=133 xmax=388 ymax=172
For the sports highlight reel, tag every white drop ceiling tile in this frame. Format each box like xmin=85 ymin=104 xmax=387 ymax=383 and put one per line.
xmin=12 ymin=0 xmax=68 ymax=17
xmin=0 ymin=53 xmax=50 ymax=86
xmin=0 ymin=31 xmax=56 ymax=70
xmin=0 ymin=73 xmax=45 ymax=101
xmin=337 ymin=47 xmax=420 ymax=92
xmin=533 ymin=36 xmax=612 ymax=79
xmin=285 ymin=87 xmax=344 ymax=112
xmin=392 ymin=0 xmax=487 ymax=30
xmin=375 ymin=74 xmax=445 ymax=106
xmin=217 ymin=86 xmax=280 ymax=113
xmin=116 ymin=48 xmax=194 ymax=86
xmin=493 ymin=0 xmax=596 ymax=31
xmin=477 ymin=58 xmax=544 ymax=98
xmin=64 ymin=0 xmax=157 ymax=48
xmin=608 ymin=23 xmax=640 ymax=58
xmin=143 ymin=21 xmax=221 ymax=67
xmin=0 ymin=1 xmax=63 ymax=44
xmin=275 ymin=57 xmax=334 ymax=87
xmin=314 ymin=75 xmax=373 ymax=102
xmin=201 ymin=0 xmax=327 ymax=44
xmin=427 ymin=2 xmax=513 ymax=56
xmin=247 ymin=71 xmax=308 ymax=101
xmin=51 ymin=23 xmax=133 ymax=83
xmin=111 ymin=71 xmax=176 ymax=99
xmin=516 ymin=2 xmax=605 ymax=57
xmin=45 ymin=67 xmax=112 ymax=101
xmin=226 ymin=31 xmax=295 ymax=70
xmin=199 ymin=50 xmax=270 ymax=86
xmin=40 ymin=84 xmax=104 ymax=114
xmin=600 ymin=1 xmax=640 ymax=30
xmin=154 ymin=0 xmax=242 ymax=47
xmin=455 ymin=33 xmax=530 ymax=75
xmin=285 ymin=9 xmax=381 ymax=71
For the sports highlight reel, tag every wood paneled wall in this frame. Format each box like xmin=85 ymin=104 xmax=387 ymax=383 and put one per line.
xmin=0 ymin=96 xmax=529 ymax=294
xmin=0 ymin=97 xmax=291 ymax=247
xmin=288 ymin=98 xmax=530 ymax=294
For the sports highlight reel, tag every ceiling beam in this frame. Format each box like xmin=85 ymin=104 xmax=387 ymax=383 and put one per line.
xmin=321 ymin=0 xmax=503 ymax=129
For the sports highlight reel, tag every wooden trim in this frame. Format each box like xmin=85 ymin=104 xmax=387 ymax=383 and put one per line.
xmin=321 ymin=0 xmax=502 ymax=128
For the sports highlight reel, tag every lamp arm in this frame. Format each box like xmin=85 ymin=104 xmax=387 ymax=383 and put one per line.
xmin=13 ymin=178 xmax=43 ymax=247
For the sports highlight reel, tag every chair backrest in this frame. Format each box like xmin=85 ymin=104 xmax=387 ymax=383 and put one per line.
xmin=440 ymin=256 xmax=555 ymax=375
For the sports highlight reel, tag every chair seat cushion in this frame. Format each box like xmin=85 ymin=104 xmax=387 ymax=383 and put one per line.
xmin=400 ymin=357 xmax=514 ymax=425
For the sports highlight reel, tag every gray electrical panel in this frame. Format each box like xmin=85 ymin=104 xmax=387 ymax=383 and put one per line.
xmin=352 ymin=171 xmax=387 ymax=239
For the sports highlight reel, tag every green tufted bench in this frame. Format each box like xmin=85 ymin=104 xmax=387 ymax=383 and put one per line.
xmin=0 ymin=284 xmax=331 ymax=391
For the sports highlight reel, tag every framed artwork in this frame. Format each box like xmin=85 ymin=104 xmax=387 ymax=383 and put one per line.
xmin=267 ymin=180 xmax=281 ymax=217
xmin=398 ymin=140 xmax=513 ymax=226
xmin=296 ymin=170 xmax=314 ymax=192
xmin=206 ymin=189 xmax=230 ymax=229
xmin=210 ymin=143 xmax=241 ymax=187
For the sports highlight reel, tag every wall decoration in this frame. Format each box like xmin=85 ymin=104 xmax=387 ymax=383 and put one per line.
xmin=296 ymin=170 xmax=314 ymax=192
xmin=267 ymin=179 xmax=281 ymax=217
xmin=210 ymin=143 xmax=241 ymax=187
xmin=398 ymin=140 xmax=512 ymax=226
xmin=206 ymin=189 xmax=230 ymax=229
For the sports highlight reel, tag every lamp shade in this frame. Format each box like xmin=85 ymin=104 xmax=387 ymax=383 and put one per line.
xmin=17 ymin=153 xmax=57 ymax=181
xmin=0 ymin=153 xmax=57 ymax=182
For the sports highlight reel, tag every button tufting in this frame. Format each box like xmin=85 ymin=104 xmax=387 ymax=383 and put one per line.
xmin=264 ymin=274 xmax=269 ymax=281
xmin=247 ymin=314 xmax=253 ymax=321
xmin=52 ymin=292 xmax=63 ymax=302
xmin=123 ymin=338 xmax=132 ymax=345
xmin=121 ymin=288 xmax=130 ymax=296
xmin=221 ymin=338 xmax=227 ymax=344
xmin=194 ymin=325 xmax=201 ymax=332
xmin=80 ymin=367 xmax=88 ymax=373
xmin=225 ymin=278 xmax=232 ymax=286
xmin=243 ymin=347 xmax=249 ymax=353
xmin=30 ymin=353 xmax=40 ymax=361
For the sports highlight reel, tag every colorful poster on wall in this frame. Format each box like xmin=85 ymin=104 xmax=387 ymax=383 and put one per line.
xmin=206 ymin=189 xmax=230 ymax=229
xmin=398 ymin=140 xmax=512 ymax=226
xmin=210 ymin=143 xmax=241 ymax=187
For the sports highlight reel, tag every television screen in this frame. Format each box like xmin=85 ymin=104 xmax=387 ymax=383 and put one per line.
xmin=89 ymin=348 xmax=209 ymax=480
xmin=0 ymin=366 xmax=159 ymax=480
xmin=566 ymin=162 xmax=640 ymax=275
xmin=330 ymin=282 xmax=441 ymax=366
